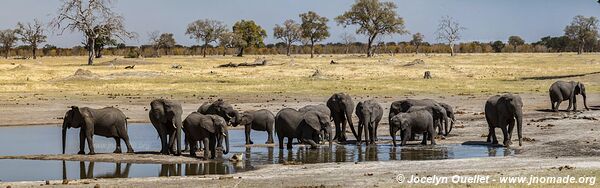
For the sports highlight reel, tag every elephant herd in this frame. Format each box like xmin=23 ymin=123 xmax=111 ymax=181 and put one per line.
xmin=60 ymin=80 xmax=590 ymax=159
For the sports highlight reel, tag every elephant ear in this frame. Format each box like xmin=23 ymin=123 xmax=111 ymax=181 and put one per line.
xmin=302 ymin=112 xmax=321 ymax=131
xmin=200 ymin=115 xmax=216 ymax=133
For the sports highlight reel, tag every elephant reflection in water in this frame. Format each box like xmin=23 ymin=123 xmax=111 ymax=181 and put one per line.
xmin=399 ymin=148 xmax=449 ymax=160
xmin=487 ymin=147 xmax=513 ymax=157
xmin=61 ymin=161 xmax=131 ymax=179
xmin=363 ymin=146 xmax=379 ymax=161
xmin=334 ymin=145 xmax=348 ymax=162
xmin=159 ymin=164 xmax=182 ymax=177
xmin=389 ymin=147 xmax=398 ymax=160
xmin=159 ymin=163 xmax=230 ymax=176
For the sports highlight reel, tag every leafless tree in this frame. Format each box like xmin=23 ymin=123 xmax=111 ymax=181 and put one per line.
xmin=436 ymin=16 xmax=465 ymax=56
xmin=0 ymin=29 xmax=18 ymax=59
xmin=51 ymin=0 xmax=136 ymax=65
xmin=16 ymin=19 xmax=47 ymax=59
xmin=340 ymin=32 xmax=356 ymax=54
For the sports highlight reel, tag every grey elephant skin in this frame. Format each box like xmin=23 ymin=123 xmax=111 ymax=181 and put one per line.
xmin=183 ymin=112 xmax=229 ymax=159
xmin=239 ymin=109 xmax=275 ymax=145
xmin=389 ymin=99 xmax=450 ymax=136
xmin=197 ymin=99 xmax=241 ymax=126
xmin=389 ymin=110 xmax=436 ymax=146
xmin=275 ymin=108 xmax=332 ymax=149
xmin=438 ymin=102 xmax=455 ymax=135
xmin=298 ymin=104 xmax=331 ymax=142
xmin=149 ymin=99 xmax=183 ymax=155
xmin=485 ymin=94 xmax=523 ymax=147
xmin=327 ymin=93 xmax=358 ymax=142
xmin=355 ymin=100 xmax=383 ymax=145
xmin=62 ymin=106 xmax=133 ymax=155
xmin=549 ymin=81 xmax=589 ymax=112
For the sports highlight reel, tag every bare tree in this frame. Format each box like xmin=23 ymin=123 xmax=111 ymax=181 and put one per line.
xmin=218 ymin=32 xmax=236 ymax=56
xmin=51 ymin=0 xmax=135 ymax=65
xmin=186 ymin=19 xmax=227 ymax=57
xmin=436 ymin=16 xmax=465 ymax=56
xmin=336 ymin=0 xmax=407 ymax=57
xmin=0 ymin=29 xmax=18 ymax=59
xmin=340 ymin=32 xmax=356 ymax=54
xmin=147 ymin=31 xmax=160 ymax=56
xmin=16 ymin=19 xmax=47 ymax=59
xmin=273 ymin=19 xmax=301 ymax=56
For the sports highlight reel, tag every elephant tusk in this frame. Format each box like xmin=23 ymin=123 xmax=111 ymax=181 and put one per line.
xmin=222 ymin=132 xmax=227 ymax=137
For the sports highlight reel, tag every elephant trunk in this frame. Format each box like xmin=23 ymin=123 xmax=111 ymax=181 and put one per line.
xmin=168 ymin=116 xmax=183 ymax=155
xmin=515 ymin=109 xmax=523 ymax=146
xmin=582 ymin=91 xmax=589 ymax=110
xmin=224 ymin=131 xmax=230 ymax=154
xmin=327 ymin=124 xmax=333 ymax=147
xmin=390 ymin=124 xmax=397 ymax=147
xmin=345 ymin=106 xmax=358 ymax=140
xmin=443 ymin=116 xmax=449 ymax=136
xmin=62 ymin=121 xmax=67 ymax=154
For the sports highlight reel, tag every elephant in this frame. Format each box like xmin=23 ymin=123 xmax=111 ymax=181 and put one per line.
xmin=149 ymin=99 xmax=183 ymax=155
xmin=355 ymin=100 xmax=383 ymax=145
xmin=62 ymin=106 xmax=134 ymax=155
xmin=485 ymin=93 xmax=524 ymax=147
xmin=389 ymin=99 xmax=450 ymax=136
xmin=326 ymin=93 xmax=358 ymax=142
xmin=197 ymin=99 xmax=241 ymax=126
xmin=549 ymin=81 xmax=589 ymax=112
xmin=275 ymin=108 xmax=332 ymax=149
xmin=183 ymin=112 xmax=230 ymax=159
xmin=298 ymin=104 xmax=331 ymax=142
xmin=238 ymin=109 xmax=275 ymax=145
xmin=389 ymin=110 xmax=436 ymax=147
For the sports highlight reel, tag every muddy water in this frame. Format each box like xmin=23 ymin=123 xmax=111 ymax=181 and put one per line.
xmin=0 ymin=124 xmax=515 ymax=182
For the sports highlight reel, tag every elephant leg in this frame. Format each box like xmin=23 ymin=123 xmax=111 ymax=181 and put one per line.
xmin=301 ymin=130 xmax=319 ymax=149
xmin=555 ymin=101 xmax=562 ymax=112
xmin=421 ymin=132 xmax=428 ymax=145
xmin=573 ymin=96 xmax=578 ymax=111
xmin=78 ymin=129 xmax=86 ymax=155
xmin=340 ymin=115 xmax=348 ymax=142
xmin=121 ymin=134 xmax=134 ymax=153
xmin=332 ymin=115 xmax=343 ymax=142
xmin=500 ymin=126 xmax=511 ymax=147
xmin=429 ymin=126 xmax=436 ymax=145
xmin=373 ymin=122 xmax=379 ymax=141
xmin=157 ymin=126 xmax=168 ymax=155
xmin=566 ymin=98 xmax=573 ymax=111
xmin=400 ymin=130 xmax=409 ymax=146
xmin=551 ymin=101 xmax=556 ymax=112
xmin=490 ymin=127 xmax=498 ymax=145
xmin=278 ymin=135 xmax=285 ymax=149
xmin=209 ymin=136 xmax=216 ymax=159
xmin=486 ymin=127 xmax=493 ymax=143
xmin=113 ymin=137 xmax=122 ymax=153
xmin=357 ymin=121 xmax=364 ymax=145
xmin=189 ymin=137 xmax=197 ymax=157
xmin=85 ymin=133 xmax=95 ymax=155
xmin=286 ymin=137 xmax=293 ymax=149
xmin=369 ymin=125 xmax=376 ymax=145
xmin=266 ymin=129 xmax=274 ymax=144
xmin=203 ymin=137 xmax=210 ymax=159
xmin=245 ymin=125 xmax=253 ymax=145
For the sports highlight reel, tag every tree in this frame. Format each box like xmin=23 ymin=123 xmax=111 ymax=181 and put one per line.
xmin=436 ymin=16 xmax=465 ymax=56
xmin=232 ymin=20 xmax=266 ymax=57
xmin=218 ymin=32 xmax=237 ymax=56
xmin=491 ymin=40 xmax=505 ymax=53
xmin=273 ymin=19 xmax=301 ymax=56
xmin=508 ymin=36 xmax=525 ymax=52
xmin=15 ymin=19 xmax=47 ymax=59
xmin=90 ymin=24 xmax=117 ymax=58
xmin=300 ymin=11 xmax=329 ymax=58
xmin=410 ymin=33 xmax=424 ymax=54
xmin=564 ymin=15 xmax=599 ymax=54
xmin=340 ymin=32 xmax=356 ymax=54
xmin=157 ymin=33 xmax=176 ymax=55
xmin=0 ymin=29 xmax=18 ymax=59
xmin=186 ymin=19 xmax=227 ymax=57
xmin=51 ymin=0 xmax=135 ymax=65
xmin=335 ymin=0 xmax=407 ymax=57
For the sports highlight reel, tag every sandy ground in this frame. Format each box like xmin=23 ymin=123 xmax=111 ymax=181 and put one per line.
xmin=1 ymin=93 xmax=600 ymax=187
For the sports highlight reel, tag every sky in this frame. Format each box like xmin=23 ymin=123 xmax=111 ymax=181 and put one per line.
xmin=1 ymin=0 xmax=600 ymax=48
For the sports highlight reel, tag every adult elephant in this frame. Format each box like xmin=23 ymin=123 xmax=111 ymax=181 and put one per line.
xmin=149 ymin=99 xmax=183 ymax=155
xmin=275 ymin=108 xmax=332 ymax=149
xmin=238 ymin=109 xmax=275 ymax=145
xmin=198 ymin=99 xmax=241 ymax=126
xmin=389 ymin=99 xmax=449 ymax=136
xmin=355 ymin=100 xmax=383 ymax=145
xmin=299 ymin=104 xmax=331 ymax=142
xmin=327 ymin=93 xmax=358 ymax=142
xmin=62 ymin=106 xmax=134 ymax=155
xmin=549 ymin=81 xmax=589 ymax=112
xmin=183 ymin=113 xmax=229 ymax=159
xmin=485 ymin=94 xmax=523 ymax=147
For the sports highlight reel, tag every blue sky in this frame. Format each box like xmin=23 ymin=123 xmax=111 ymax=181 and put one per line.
xmin=1 ymin=0 xmax=599 ymax=47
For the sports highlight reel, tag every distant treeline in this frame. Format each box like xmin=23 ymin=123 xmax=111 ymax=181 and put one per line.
xmin=2 ymin=36 xmax=594 ymax=58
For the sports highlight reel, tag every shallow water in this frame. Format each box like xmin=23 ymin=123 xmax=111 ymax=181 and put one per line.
xmin=0 ymin=124 xmax=515 ymax=182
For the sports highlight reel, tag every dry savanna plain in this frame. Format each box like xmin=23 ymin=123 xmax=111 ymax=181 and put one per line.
xmin=1 ymin=53 xmax=600 ymax=187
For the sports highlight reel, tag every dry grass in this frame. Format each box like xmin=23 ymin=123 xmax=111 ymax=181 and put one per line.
xmin=0 ymin=53 xmax=599 ymax=99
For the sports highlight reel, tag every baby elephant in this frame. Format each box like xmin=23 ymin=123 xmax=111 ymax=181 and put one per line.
xmin=389 ymin=110 xmax=436 ymax=147
xmin=238 ymin=109 xmax=275 ymax=145
xmin=355 ymin=100 xmax=383 ymax=145
xmin=183 ymin=112 xmax=229 ymax=159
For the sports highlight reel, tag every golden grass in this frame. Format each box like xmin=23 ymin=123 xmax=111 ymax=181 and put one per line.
xmin=0 ymin=53 xmax=599 ymax=99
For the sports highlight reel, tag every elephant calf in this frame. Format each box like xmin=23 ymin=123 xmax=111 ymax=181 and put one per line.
xmin=298 ymin=104 xmax=331 ymax=143
xmin=389 ymin=110 xmax=436 ymax=147
xmin=62 ymin=106 xmax=134 ymax=155
xmin=355 ymin=100 xmax=383 ymax=145
xmin=183 ymin=112 xmax=230 ymax=159
xmin=275 ymin=108 xmax=332 ymax=149
xmin=485 ymin=94 xmax=523 ymax=147
xmin=239 ymin=109 xmax=275 ymax=145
